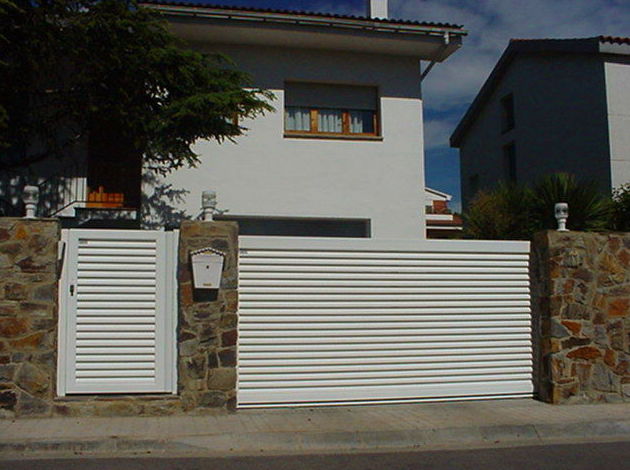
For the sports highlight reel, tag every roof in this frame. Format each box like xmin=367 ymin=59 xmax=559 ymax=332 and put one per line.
xmin=140 ymin=1 xmax=466 ymax=34
xmin=425 ymin=187 xmax=452 ymax=201
xmin=450 ymin=36 xmax=630 ymax=147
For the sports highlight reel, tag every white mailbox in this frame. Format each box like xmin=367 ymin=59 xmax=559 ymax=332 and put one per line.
xmin=190 ymin=247 xmax=225 ymax=289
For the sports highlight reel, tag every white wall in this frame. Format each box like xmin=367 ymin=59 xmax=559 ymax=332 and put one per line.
xmin=146 ymin=45 xmax=425 ymax=239
xmin=605 ymin=59 xmax=630 ymax=190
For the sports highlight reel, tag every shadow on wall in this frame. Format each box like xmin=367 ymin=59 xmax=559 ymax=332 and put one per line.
xmin=141 ymin=172 xmax=191 ymax=229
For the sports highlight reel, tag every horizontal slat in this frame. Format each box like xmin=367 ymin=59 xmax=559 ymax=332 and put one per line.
xmin=77 ymin=286 xmax=156 ymax=294
xmin=77 ymin=355 xmax=155 ymax=362
xmin=240 ymin=341 xmax=532 ymax=352
xmin=240 ymin=307 xmax=530 ymax=315
xmin=76 ymin=324 xmax=156 ymax=332
xmin=77 ymin=240 xmax=157 ymax=248
xmin=243 ymin=250 xmax=529 ymax=260
xmin=78 ymin=263 xmax=156 ymax=271
xmin=240 ymin=373 xmax=532 ymax=388
xmin=77 ymin=317 xmax=155 ymax=324
xmin=77 ymin=301 xmax=156 ymax=309
xmin=240 ymin=265 xmax=526 ymax=273
xmin=76 ymin=339 xmax=156 ymax=347
xmin=75 ymin=347 xmax=156 ymax=354
xmin=78 ymin=279 xmax=157 ymax=287
xmin=241 ymin=272 xmax=529 ymax=280
xmin=241 ymin=354 xmax=531 ymax=367
xmin=240 ymin=315 xmax=531 ymax=324
xmin=241 ymin=361 xmax=531 ymax=375
xmin=240 ymin=300 xmax=530 ymax=308
xmin=240 ymin=279 xmax=528 ymax=287
xmin=241 ymin=334 xmax=531 ymax=344
xmin=240 ymin=347 xmax=532 ymax=359
xmin=77 ymin=271 xmax=157 ymax=279
xmin=239 ymin=236 xmax=529 ymax=253
xmin=241 ymin=258 xmax=529 ymax=267
xmin=76 ymin=331 xmax=155 ymax=339
xmin=77 ymin=293 xmax=156 ymax=301
xmin=240 ymin=294 xmax=529 ymax=301
xmin=78 ymin=255 xmax=156 ymax=264
xmin=241 ymin=287 xmax=529 ymax=294
xmin=76 ymin=362 xmax=155 ymax=370
xmin=240 ymin=327 xmax=529 ymax=337
xmin=76 ymin=370 xmax=155 ymax=378
xmin=77 ymin=247 xmax=157 ymax=256
xmin=240 ymin=320 xmax=531 ymax=329
xmin=77 ymin=309 xmax=158 ymax=316
xmin=238 ymin=381 xmax=533 ymax=405
xmin=241 ymin=367 xmax=532 ymax=382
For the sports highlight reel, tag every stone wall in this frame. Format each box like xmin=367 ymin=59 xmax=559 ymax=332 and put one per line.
xmin=0 ymin=218 xmax=60 ymax=418
xmin=176 ymin=221 xmax=239 ymax=411
xmin=0 ymin=219 xmax=239 ymax=418
xmin=531 ymin=230 xmax=630 ymax=404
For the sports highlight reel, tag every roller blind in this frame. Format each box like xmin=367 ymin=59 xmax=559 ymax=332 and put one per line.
xmin=285 ymin=82 xmax=377 ymax=110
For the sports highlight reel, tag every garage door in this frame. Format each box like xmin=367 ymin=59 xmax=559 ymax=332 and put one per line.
xmin=238 ymin=236 xmax=532 ymax=407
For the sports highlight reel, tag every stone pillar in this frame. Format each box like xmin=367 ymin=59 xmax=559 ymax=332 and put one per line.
xmin=531 ymin=230 xmax=630 ymax=404
xmin=177 ymin=221 xmax=238 ymax=410
xmin=0 ymin=218 xmax=60 ymax=418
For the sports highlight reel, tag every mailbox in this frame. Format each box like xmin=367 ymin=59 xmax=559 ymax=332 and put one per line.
xmin=190 ymin=247 xmax=225 ymax=289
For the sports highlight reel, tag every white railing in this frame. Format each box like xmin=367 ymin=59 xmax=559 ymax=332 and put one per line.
xmin=237 ymin=236 xmax=532 ymax=408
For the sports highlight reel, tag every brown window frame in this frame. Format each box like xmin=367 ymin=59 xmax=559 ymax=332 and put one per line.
xmin=285 ymin=106 xmax=379 ymax=137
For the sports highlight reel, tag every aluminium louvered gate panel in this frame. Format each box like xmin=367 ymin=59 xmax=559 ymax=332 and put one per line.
xmin=237 ymin=237 xmax=533 ymax=407
xmin=58 ymin=229 xmax=177 ymax=395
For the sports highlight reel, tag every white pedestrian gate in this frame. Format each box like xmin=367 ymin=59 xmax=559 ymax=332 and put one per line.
xmin=238 ymin=237 xmax=533 ymax=408
xmin=57 ymin=229 xmax=178 ymax=395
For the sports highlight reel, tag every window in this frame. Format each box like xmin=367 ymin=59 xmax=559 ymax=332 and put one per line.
xmin=500 ymin=93 xmax=515 ymax=132
xmin=284 ymin=82 xmax=379 ymax=137
xmin=503 ymin=142 xmax=517 ymax=182
xmin=215 ymin=215 xmax=371 ymax=238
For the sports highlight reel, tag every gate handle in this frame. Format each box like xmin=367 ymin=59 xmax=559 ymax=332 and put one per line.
xmin=70 ymin=284 xmax=75 ymax=296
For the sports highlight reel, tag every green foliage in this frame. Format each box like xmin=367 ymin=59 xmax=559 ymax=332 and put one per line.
xmin=463 ymin=173 xmax=613 ymax=240
xmin=611 ymin=183 xmax=630 ymax=231
xmin=463 ymin=183 xmax=535 ymax=240
xmin=531 ymin=173 xmax=612 ymax=232
xmin=0 ymin=0 xmax=273 ymax=174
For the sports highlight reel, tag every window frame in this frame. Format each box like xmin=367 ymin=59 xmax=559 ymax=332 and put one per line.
xmin=285 ymin=106 xmax=380 ymax=138
xmin=500 ymin=93 xmax=515 ymax=133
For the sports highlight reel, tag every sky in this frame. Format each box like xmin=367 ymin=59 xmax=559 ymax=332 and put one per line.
xmin=194 ymin=0 xmax=629 ymax=212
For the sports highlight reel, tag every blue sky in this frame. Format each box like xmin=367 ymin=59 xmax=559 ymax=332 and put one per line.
xmin=196 ymin=0 xmax=629 ymax=211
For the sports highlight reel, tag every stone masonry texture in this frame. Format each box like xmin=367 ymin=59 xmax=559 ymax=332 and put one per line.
xmin=1 ymin=218 xmax=238 ymax=418
xmin=531 ymin=231 xmax=630 ymax=404
xmin=0 ymin=218 xmax=60 ymax=418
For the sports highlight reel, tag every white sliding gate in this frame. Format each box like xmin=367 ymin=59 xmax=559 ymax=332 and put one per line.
xmin=58 ymin=229 xmax=178 ymax=395
xmin=238 ymin=237 xmax=533 ymax=408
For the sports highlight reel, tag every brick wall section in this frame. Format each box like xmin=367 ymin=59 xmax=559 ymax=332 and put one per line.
xmin=531 ymin=231 xmax=630 ymax=404
xmin=177 ymin=221 xmax=239 ymax=411
xmin=0 ymin=218 xmax=60 ymax=418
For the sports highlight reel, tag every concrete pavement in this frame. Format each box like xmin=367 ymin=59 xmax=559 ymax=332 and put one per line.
xmin=1 ymin=399 xmax=630 ymax=458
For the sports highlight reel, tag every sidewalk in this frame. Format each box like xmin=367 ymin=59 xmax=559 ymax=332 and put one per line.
xmin=1 ymin=399 xmax=630 ymax=458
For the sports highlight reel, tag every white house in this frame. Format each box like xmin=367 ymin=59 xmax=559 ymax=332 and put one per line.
xmin=1 ymin=1 xmax=465 ymax=239
xmin=451 ymin=37 xmax=630 ymax=209
xmin=138 ymin=0 xmax=466 ymax=239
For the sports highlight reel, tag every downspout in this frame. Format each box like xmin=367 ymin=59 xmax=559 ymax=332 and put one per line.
xmin=420 ymin=31 xmax=450 ymax=82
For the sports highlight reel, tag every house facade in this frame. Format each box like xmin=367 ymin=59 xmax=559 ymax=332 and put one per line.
xmin=136 ymin=1 xmax=465 ymax=239
xmin=450 ymin=37 xmax=630 ymax=209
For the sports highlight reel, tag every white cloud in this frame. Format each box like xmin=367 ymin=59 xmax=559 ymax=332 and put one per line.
xmin=390 ymin=0 xmax=630 ymax=116
xmin=423 ymin=118 xmax=457 ymax=150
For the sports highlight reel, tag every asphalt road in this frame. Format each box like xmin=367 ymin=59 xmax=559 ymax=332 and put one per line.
xmin=2 ymin=441 xmax=630 ymax=470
